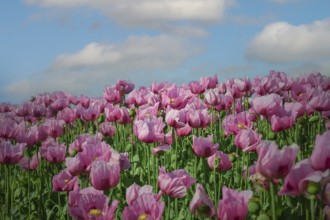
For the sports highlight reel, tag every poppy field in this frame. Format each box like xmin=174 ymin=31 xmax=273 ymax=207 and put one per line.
xmin=1 ymin=71 xmax=330 ymax=220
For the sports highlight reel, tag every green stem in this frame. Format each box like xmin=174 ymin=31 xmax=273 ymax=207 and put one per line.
xmin=213 ymin=168 xmax=217 ymax=202
xmin=270 ymin=181 xmax=277 ymax=220
xmin=5 ymin=164 xmax=9 ymax=216
xmin=167 ymin=196 xmax=171 ymax=220
xmin=310 ymin=196 xmax=315 ymax=220
xmin=28 ymin=160 xmax=31 ymax=220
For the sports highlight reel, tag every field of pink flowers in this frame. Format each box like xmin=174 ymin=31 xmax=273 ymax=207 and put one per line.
xmin=1 ymin=71 xmax=330 ymax=220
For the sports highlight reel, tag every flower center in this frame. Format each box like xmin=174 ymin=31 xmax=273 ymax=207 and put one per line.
xmin=64 ymin=179 xmax=69 ymax=184
xmin=138 ymin=213 xmax=149 ymax=220
xmin=89 ymin=209 xmax=102 ymax=216
xmin=170 ymin=98 xmax=175 ymax=103
xmin=237 ymin=123 xmax=245 ymax=129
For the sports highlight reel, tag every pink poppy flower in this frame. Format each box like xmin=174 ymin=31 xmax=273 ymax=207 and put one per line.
xmin=122 ymin=194 xmax=165 ymax=220
xmin=103 ymin=85 xmax=121 ymax=104
xmin=161 ymin=85 xmax=192 ymax=109
xmin=165 ymin=108 xmax=187 ymax=128
xmin=89 ymin=160 xmax=120 ymax=191
xmin=152 ymin=145 xmax=171 ymax=156
xmin=42 ymin=118 xmax=65 ymax=139
xmin=176 ymin=123 xmax=192 ymax=137
xmin=188 ymin=80 xmax=206 ymax=95
xmin=126 ymin=87 xmax=149 ymax=106
xmin=99 ymin=122 xmax=116 ymax=137
xmin=226 ymin=77 xmax=251 ymax=99
xmin=234 ymin=128 xmax=261 ymax=152
xmin=204 ymin=88 xmax=221 ymax=106
xmin=66 ymin=141 xmax=112 ymax=175
xmin=278 ymin=159 xmax=315 ymax=196
xmin=309 ymin=91 xmax=330 ymax=112
xmin=103 ymin=104 xmax=129 ymax=124
xmin=192 ymin=135 xmax=218 ymax=158
xmin=41 ymin=137 xmax=66 ymax=163
xmin=52 ymin=169 xmax=78 ymax=192
xmin=57 ymin=107 xmax=76 ymax=124
xmin=310 ymin=130 xmax=330 ymax=171
xmin=133 ymin=116 xmax=165 ymax=143
xmin=189 ymin=184 xmax=216 ymax=218
xmin=256 ymin=141 xmax=298 ymax=179
xmin=261 ymin=71 xmax=292 ymax=94
xmin=186 ymin=108 xmax=210 ymax=129
xmin=136 ymin=103 xmax=160 ymax=120
xmin=115 ymin=79 xmax=135 ymax=95
xmin=15 ymin=102 xmax=32 ymax=117
xmin=251 ymin=93 xmax=282 ymax=116
xmin=126 ymin=183 xmax=162 ymax=206
xmin=215 ymin=94 xmax=233 ymax=111
xmin=51 ymin=97 xmax=71 ymax=111
xmin=200 ymin=74 xmax=218 ymax=89
xmin=80 ymin=104 xmax=101 ymax=122
xmin=20 ymin=152 xmax=40 ymax=171
xmin=69 ymin=187 xmax=118 ymax=220
xmin=79 ymin=95 xmax=90 ymax=108
xmin=157 ymin=166 xmax=196 ymax=198
xmin=0 ymin=119 xmax=18 ymax=140
xmin=16 ymin=124 xmax=39 ymax=147
xmin=0 ymin=141 xmax=25 ymax=164
xmin=222 ymin=111 xmax=252 ymax=135
xmin=68 ymin=133 xmax=103 ymax=154
xmin=217 ymin=186 xmax=253 ymax=220
xmin=270 ymin=108 xmax=297 ymax=132
xmin=207 ymin=151 xmax=232 ymax=172
xmin=284 ymin=102 xmax=305 ymax=118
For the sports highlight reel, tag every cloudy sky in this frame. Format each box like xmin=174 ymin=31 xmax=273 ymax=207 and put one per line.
xmin=1 ymin=0 xmax=330 ymax=103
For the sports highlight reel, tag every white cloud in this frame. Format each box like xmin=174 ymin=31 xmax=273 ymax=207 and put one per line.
xmin=5 ymin=35 xmax=201 ymax=101
xmin=24 ymin=0 xmax=230 ymax=26
xmin=246 ymin=19 xmax=330 ymax=63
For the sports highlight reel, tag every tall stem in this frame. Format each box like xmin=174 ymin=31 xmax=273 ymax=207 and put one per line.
xmin=270 ymin=181 xmax=277 ymax=220
xmin=310 ymin=196 xmax=315 ymax=220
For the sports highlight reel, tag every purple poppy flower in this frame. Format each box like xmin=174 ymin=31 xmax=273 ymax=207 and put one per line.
xmin=89 ymin=160 xmax=120 ymax=191
xmin=126 ymin=183 xmax=161 ymax=206
xmin=192 ymin=135 xmax=218 ymax=158
xmin=234 ymin=128 xmax=261 ymax=152
xmin=310 ymin=130 xmax=330 ymax=171
xmin=309 ymin=91 xmax=330 ymax=112
xmin=207 ymin=151 xmax=232 ymax=172
xmin=116 ymin=79 xmax=135 ymax=95
xmin=57 ymin=107 xmax=76 ymax=124
xmin=99 ymin=122 xmax=116 ymax=137
xmin=204 ymin=88 xmax=221 ymax=106
xmin=189 ymin=184 xmax=216 ymax=218
xmin=188 ymin=80 xmax=206 ymax=95
xmin=41 ymin=137 xmax=66 ymax=163
xmin=103 ymin=85 xmax=121 ymax=104
xmin=157 ymin=166 xmax=196 ymax=198
xmin=133 ymin=116 xmax=165 ymax=143
xmin=0 ymin=141 xmax=25 ymax=164
xmin=20 ymin=152 xmax=40 ymax=171
xmin=0 ymin=119 xmax=18 ymax=140
xmin=256 ymin=141 xmax=298 ymax=179
xmin=52 ymin=169 xmax=78 ymax=192
xmin=251 ymin=93 xmax=282 ymax=116
xmin=152 ymin=145 xmax=171 ymax=156
xmin=122 ymin=194 xmax=165 ymax=220
xmin=217 ymin=186 xmax=253 ymax=220
xmin=69 ymin=187 xmax=118 ymax=220
xmin=165 ymin=108 xmax=187 ymax=128
xmin=222 ymin=111 xmax=252 ymax=135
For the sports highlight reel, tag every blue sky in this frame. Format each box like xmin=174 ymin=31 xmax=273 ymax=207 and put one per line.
xmin=1 ymin=0 xmax=330 ymax=103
